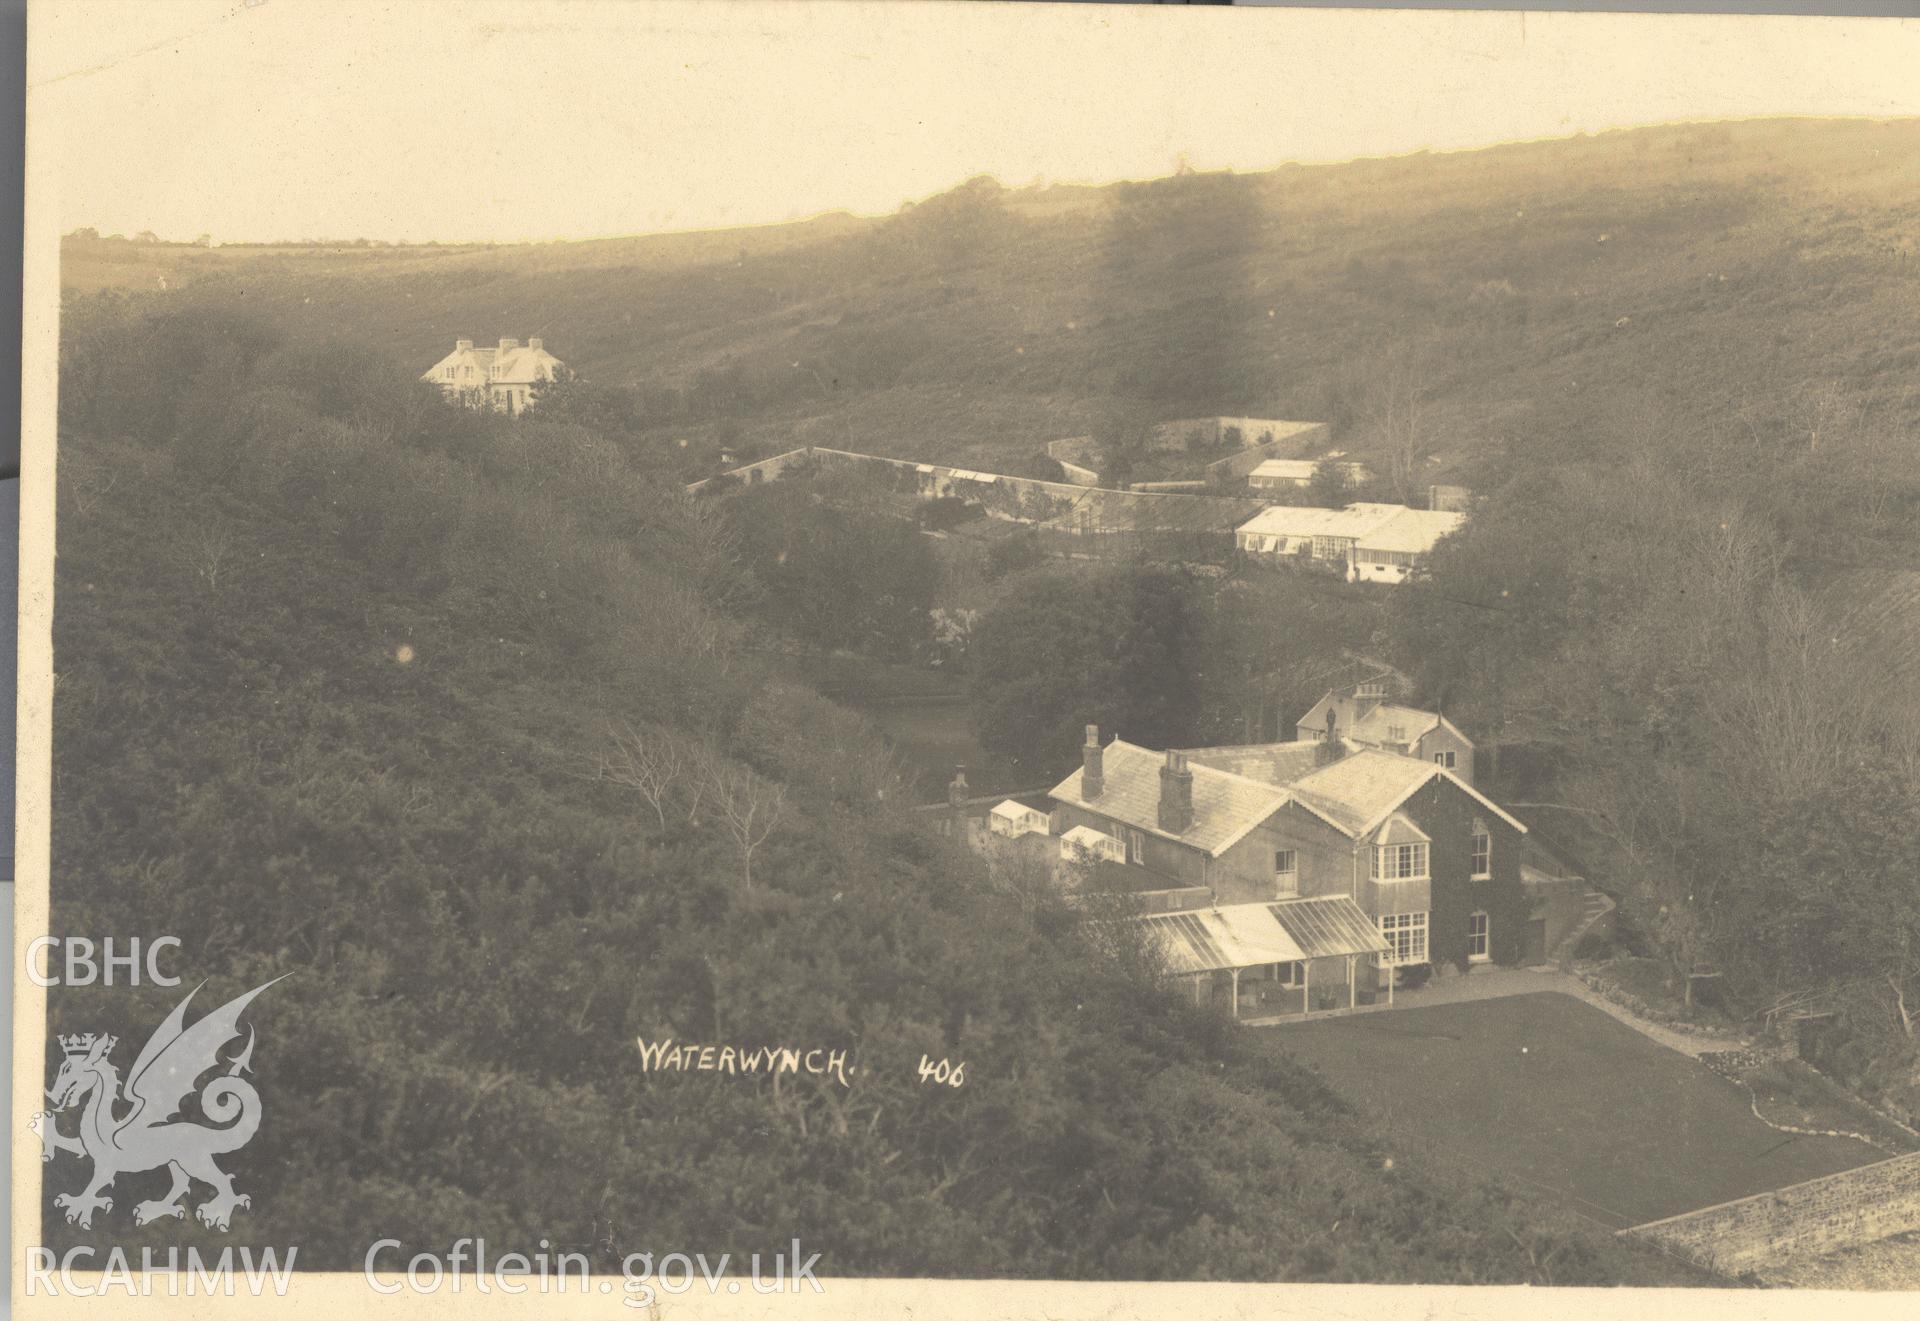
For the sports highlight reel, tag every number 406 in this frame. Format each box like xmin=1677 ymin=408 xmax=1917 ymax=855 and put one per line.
xmin=917 ymin=1055 xmax=966 ymax=1087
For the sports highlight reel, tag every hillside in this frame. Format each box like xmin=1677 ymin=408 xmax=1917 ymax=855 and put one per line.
xmin=63 ymin=117 xmax=1920 ymax=489
xmin=42 ymin=305 xmax=1708 ymax=1284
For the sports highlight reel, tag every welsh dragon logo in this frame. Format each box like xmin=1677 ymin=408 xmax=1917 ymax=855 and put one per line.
xmin=31 ymin=976 xmax=286 ymax=1231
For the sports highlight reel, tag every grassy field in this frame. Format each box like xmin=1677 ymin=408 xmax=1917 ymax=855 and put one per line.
xmin=1260 ymin=992 xmax=1882 ymax=1228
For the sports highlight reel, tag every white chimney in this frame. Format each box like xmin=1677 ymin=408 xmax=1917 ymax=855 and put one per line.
xmin=498 ymin=338 xmax=519 ymax=354
xmin=528 ymin=337 xmax=544 ymax=351
xmin=456 ymin=339 xmax=473 ymax=350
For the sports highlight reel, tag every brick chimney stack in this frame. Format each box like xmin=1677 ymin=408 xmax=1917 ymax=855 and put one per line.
xmin=1082 ymin=725 xmax=1104 ymax=799
xmin=498 ymin=337 xmax=520 ymax=354
xmin=1158 ymin=750 xmax=1194 ymax=834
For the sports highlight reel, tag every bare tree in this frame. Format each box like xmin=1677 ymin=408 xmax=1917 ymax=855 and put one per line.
xmin=698 ymin=752 xmax=786 ymax=890
xmin=1368 ymin=343 xmax=1433 ymax=505
xmin=650 ymin=488 xmax=752 ymax=615
xmin=177 ymin=515 xmax=238 ymax=594
xmin=595 ymin=721 xmax=691 ymax=832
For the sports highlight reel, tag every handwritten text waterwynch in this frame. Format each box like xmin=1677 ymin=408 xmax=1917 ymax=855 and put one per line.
xmin=635 ymin=1038 xmax=853 ymax=1088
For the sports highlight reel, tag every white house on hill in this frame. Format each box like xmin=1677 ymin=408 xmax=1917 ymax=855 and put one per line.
xmin=422 ymin=337 xmax=565 ymax=415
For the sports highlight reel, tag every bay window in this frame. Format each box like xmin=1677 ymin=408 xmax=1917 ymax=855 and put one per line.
xmin=1371 ymin=842 xmax=1428 ymax=881
xmin=1378 ymin=912 xmax=1428 ymax=966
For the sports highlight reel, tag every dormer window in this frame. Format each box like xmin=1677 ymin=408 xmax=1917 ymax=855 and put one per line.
xmin=1386 ymin=724 xmax=1407 ymax=741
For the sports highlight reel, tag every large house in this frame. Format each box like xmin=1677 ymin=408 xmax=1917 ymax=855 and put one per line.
xmin=421 ymin=337 xmax=565 ymax=415
xmin=1234 ymin=502 xmax=1464 ymax=584
xmin=1295 ymin=682 xmax=1476 ymax=784
xmin=1042 ymin=725 xmax=1531 ymax=1015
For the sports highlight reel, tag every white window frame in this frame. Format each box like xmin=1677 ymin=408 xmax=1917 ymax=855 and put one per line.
xmin=1433 ymin=750 xmax=1457 ymax=769
xmin=1371 ymin=842 xmax=1428 ymax=882
xmin=1386 ymin=723 xmax=1407 ymax=741
xmin=1471 ymin=828 xmax=1492 ymax=880
xmin=1274 ymin=849 xmax=1299 ymax=896
xmin=1468 ymin=911 xmax=1491 ymax=963
xmin=1124 ymin=827 xmax=1146 ymax=864
xmin=1378 ymin=912 xmax=1428 ymax=966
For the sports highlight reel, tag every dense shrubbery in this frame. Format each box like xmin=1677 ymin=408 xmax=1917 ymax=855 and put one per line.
xmin=968 ymin=561 xmax=1378 ymax=772
xmin=1389 ymin=415 xmax=1920 ymax=1091
xmin=722 ymin=479 xmax=941 ymax=661
xmin=46 ymin=298 xmax=1691 ymax=1282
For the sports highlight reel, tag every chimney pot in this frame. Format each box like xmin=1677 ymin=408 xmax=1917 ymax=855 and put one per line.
xmin=1082 ymin=725 xmax=1104 ymax=799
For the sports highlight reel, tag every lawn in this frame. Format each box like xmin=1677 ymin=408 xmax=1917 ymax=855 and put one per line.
xmin=1259 ymin=992 xmax=1883 ymax=1229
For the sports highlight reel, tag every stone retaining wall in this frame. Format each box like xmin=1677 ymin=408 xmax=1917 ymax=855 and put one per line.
xmin=1622 ymin=1151 xmax=1920 ymax=1273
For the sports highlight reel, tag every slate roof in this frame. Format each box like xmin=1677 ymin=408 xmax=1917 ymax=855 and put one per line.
xmin=1359 ymin=507 xmax=1466 ymax=553
xmin=1349 ymin=703 xmax=1442 ymax=745
xmin=1248 ymin=460 xmax=1321 ymax=482
xmin=1181 ymin=739 xmax=1331 ymax=786
xmin=1288 ymin=748 xmax=1526 ymax=838
xmin=1235 ymin=503 xmax=1401 ymax=543
xmin=1249 ymin=458 xmax=1370 ymax=483
xmin=1049 ymin=740 xmax=1289 ymax=858
xmin=490 ymin=343 xmax=562 ymax=385
xmin=1375 ymin=814 xmax=1431 ymax=845
xmin=1235 ymin=502 xmax=1463 ymax=554
xmin=1061 ymin=825 xmax=1118 ymax=850
xmin=421 ymin=341 xmax=563 ymax=386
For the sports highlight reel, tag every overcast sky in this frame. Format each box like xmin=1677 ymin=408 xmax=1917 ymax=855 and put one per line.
xmin=30 ymin=0 xmax=1920 ymax=244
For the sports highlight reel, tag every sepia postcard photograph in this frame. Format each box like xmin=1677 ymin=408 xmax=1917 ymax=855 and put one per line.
xmin=13 ymin=0 xmax=1920 ymax=1315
